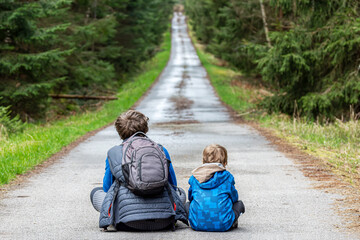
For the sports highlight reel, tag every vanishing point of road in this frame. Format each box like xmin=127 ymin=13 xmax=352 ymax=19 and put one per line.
xmin=0 ymin=12 xmax=358 ymax=240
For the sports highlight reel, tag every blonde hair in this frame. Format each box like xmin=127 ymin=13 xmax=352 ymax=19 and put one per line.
xmin=114 ymin=110 xmax=149 ymax=139
xmin=202 ymin=144 xmax=228 ymax=166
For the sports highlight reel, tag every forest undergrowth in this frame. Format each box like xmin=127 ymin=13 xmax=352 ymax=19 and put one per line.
xmin=185 ymin=0 xmax=360 ymax=121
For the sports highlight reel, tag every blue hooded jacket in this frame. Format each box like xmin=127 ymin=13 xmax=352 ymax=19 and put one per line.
xmin=188 ymin=164 xmax=238 ymax=231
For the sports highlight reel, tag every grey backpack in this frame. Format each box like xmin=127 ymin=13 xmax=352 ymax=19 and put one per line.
xmin=121 ymin=132 xmax=169 ymax=196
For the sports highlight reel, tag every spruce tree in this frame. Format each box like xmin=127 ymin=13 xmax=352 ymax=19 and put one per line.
xmin=0 ymin=0 xmax=174 ymax=121
xmin=0 ymin=0 xmax=71 ymax=120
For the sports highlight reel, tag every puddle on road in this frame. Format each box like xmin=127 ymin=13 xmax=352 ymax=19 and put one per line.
xmin=170 ymin=96 xmax=194 ymax=111
xmin=153 ymin=120 xmax=199 ymax=126
xmin=165 ymin=131 xmax=185 ymax=137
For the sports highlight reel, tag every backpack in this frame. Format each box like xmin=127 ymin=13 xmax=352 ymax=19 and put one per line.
xmin=121 ymin=132 xmax=169 ymax=196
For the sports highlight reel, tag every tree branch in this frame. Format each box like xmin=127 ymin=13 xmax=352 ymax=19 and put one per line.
xmin=49 ymin=94 xmax=118 ymax=100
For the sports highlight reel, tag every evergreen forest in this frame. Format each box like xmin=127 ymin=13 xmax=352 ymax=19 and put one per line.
xmin=0 ymin=0 xmax=173 ymax=123
xmin=185 ymin=0 xmax=360 ymax=121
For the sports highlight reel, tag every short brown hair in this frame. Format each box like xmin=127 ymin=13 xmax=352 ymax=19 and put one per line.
xmin=115 ymin=110 xmax=149 ymax=139
xmin=202 ymin=144 xmax=228 ymax=166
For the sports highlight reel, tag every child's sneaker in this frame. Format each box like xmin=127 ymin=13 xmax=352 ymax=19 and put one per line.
xmin=239 ymin=200 xmax=245 ymax=214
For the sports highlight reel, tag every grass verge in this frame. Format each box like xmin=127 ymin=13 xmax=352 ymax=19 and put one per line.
xmin=188 ymin=24 xmax=360 ymax=186
xmin=0 ymin=31 xmax=171 ymax=185
xmin=258 ymin=115 xmax=359 ymax=183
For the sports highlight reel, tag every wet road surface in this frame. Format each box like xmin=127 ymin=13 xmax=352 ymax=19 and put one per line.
xmin=136 ymin=13 xmax=229 ymax=124
xmin=0 ymin=12 xmax=358 ymax=239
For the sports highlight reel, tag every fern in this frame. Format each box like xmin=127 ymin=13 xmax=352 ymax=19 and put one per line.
xmin=0 ymin=104 xmax=24 ymax=139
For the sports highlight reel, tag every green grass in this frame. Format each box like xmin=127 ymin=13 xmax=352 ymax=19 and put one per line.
xmin=259 ymin=115 xmax=360 ymax=177
xmin=188 ymin=24 xmax=360 ymax=185
xmin=0 ymin=31 xmax=171 ymax=185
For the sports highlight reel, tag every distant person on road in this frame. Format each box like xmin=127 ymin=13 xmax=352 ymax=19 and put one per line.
xmin=90 ymin=110 xmax=187 ymax=231
xmin=186 ymin=144 xmax=245 ymax=231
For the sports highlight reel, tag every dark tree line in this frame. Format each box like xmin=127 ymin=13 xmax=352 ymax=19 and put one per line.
xmin=0 ymin=0 xmax=173 ymax=121
xmin=185 ymin=0 xmax=360 ymax=120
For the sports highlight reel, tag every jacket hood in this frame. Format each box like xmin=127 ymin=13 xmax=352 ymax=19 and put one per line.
xmin=192 ymin=163 xmax=226 ymax=183
xmin=191 ymin=163 xmax=229 ymax=189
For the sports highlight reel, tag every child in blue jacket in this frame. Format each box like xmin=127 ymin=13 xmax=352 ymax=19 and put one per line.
xmin=187 ymin=144 xmax=245 ymax=231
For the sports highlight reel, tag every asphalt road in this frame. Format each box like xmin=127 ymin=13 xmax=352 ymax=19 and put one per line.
xmin=0 ymin=12 xmax=358 ymax=240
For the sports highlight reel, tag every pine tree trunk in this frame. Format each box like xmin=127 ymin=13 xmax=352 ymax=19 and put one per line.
xmin=93 ymin=0 xmax=97 ymax=19
xmin=259 ymin=0 xmax=272 ymax=48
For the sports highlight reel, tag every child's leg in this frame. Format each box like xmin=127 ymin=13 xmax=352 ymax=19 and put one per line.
xmin=231 ymin=200 xmax=245 ymax=229
xmin=232 ymin=200 xmax=245 ymax=219
xmin=90 ymin=187 xmax=106 ymax=212
xmin=184 ymin=202 xmax=190 ymax=216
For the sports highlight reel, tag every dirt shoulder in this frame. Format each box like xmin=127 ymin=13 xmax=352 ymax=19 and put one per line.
xmin=242 ymin=118 xmax=360 ymax=234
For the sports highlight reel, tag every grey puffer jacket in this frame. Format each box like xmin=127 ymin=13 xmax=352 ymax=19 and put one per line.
xmin=99 ymin=145 xmax=188 ymax=229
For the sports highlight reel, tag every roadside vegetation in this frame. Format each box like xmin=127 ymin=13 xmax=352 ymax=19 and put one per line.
xmin=1 ymin=0 xmax=172 ymax=121
xmin=188 ymin=23 xmax=360 ymax=186
xmin=260 ymin=115 xmax=359 ymax=181
xmin=0 ymin=30 xmax=171 ymax=185
xmin=185 ymin=0 xmax=360 ymax=121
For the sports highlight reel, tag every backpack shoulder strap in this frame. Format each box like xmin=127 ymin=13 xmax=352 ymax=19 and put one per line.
xmin=157 ymin=144 xmax=170 ymax=161
xmin=157 ymin=143 xmax=164 ymax=151
xmin=128 ymin=131 xmax=148 ymax=140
